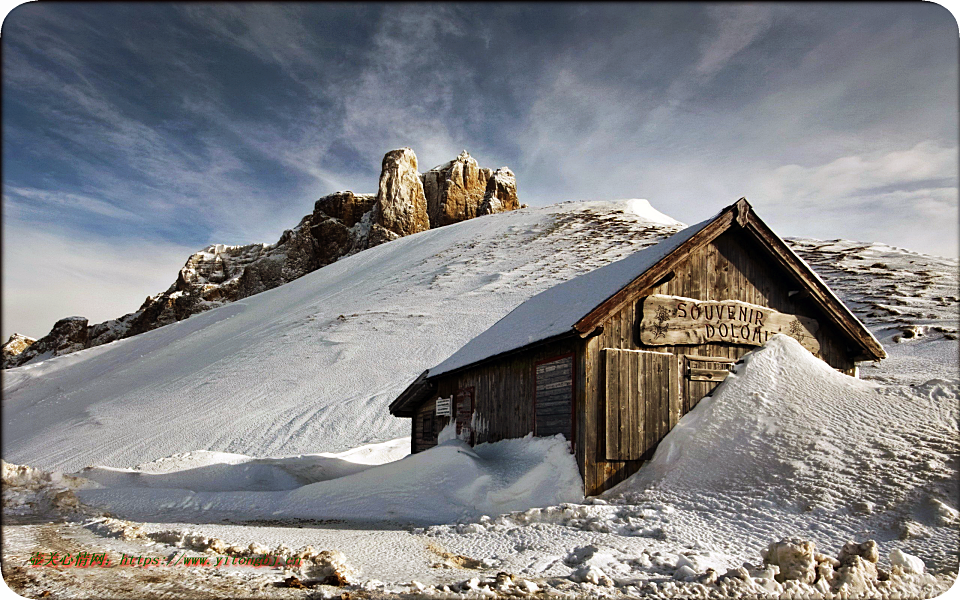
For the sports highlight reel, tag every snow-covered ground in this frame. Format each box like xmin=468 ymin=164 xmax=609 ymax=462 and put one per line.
xmin=2 ymin=199 xmax=683 ymax=472
xmin=2 ymin=199 xmax=957 ymax=599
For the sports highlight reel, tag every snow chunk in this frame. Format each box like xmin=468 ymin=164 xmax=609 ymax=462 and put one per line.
xmin=890 ymin=549 xmax=925 ymax=574
xmin=762 ymin=538 xmax=817 ymax=583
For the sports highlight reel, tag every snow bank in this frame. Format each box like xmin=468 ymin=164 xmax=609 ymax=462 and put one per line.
xmin=608 ymin=334 xmax=959 ymax=573
xmin=76 ymin=438 xmax=410 ymax=492
xmin=76 ymin=433 xmax=582 ymax=526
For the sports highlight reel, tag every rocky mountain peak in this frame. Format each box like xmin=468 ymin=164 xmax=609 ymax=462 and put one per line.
xmin=371 ymin=148 xmax=431 ymax=241
xmin=4 ymin=147 xmax=521 ymax=370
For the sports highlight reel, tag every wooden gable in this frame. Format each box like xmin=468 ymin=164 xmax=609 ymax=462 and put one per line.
xmin=574 ymin=198 xmax=885 ymax=362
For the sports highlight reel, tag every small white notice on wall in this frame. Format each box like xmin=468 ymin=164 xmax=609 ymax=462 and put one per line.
xmin=435 ymin=396 xmax=452 ymax=416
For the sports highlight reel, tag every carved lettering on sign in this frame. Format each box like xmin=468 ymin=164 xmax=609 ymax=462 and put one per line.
xmin=639 ymin=295 xmax=821 ymax=354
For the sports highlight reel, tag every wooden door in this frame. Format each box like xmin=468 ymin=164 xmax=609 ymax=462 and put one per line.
xmin=603 ymin=349 xmax=679 ymax=461
xmin=680 ymin=355 xmax=735 ymax=413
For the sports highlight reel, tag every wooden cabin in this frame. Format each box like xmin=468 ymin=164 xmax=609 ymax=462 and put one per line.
xmin=389 ymin=198 xmax=886 ymax=495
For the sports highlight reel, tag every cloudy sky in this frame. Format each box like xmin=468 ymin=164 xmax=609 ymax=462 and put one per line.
xmin=3 ymin=3 xmax=957 ymax=340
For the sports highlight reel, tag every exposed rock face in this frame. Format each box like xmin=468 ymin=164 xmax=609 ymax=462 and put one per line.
xmin=1 ymin=334 xmax=36 ymax=368
xmin=478 ymin=168 xmax=519 ymax=216
xmin=5 ymin=318 xmax=88 ymax=368
xmin=372 ymin=148 xmax=430 ymax=240
xmin=423 ymin=151 xmax=491 ymax=228
xmin=5 ymin=148 xmax=519 ymax=369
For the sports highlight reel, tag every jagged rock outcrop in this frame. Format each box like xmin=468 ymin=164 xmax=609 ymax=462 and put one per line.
xmin=423 ymin=151 xmax=490 ymax=227
xmin=1 ymin=334 xmax=36 ymax=367
xmin=5 ymin=148 xmax=519 ymax=369
xmin=4 ymin=317 xmax=88 ymax=368
xmin=423 ymin=152 xmax=519 ymax=225
xmin=478 ymin=167 xmax=519 ymax=216
xmin=370 ymin=148 xmax=430 ymax=242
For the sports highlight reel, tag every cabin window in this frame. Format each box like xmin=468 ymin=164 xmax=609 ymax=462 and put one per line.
xmin=534 ymin=354 xmax=574 ymax=443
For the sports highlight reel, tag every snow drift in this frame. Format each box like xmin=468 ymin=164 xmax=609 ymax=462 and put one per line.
xmin=75 ymin=433 xmax=582 ymax=526
xmin=609 ymin=334 xmax=959 ymax=573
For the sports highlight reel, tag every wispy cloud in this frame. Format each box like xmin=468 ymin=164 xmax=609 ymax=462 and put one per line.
xmin=2 ymin=4 xmax=957 ymax=337
xmin=752 ymin=141 xmax=957 ymax=207
xmin=2 ymin=218 xmax=197 ymax=340
xmin=4 ymin=187 xmax=144 ymax=222
xmin=696 ymin=5 xmax=775 ymax=76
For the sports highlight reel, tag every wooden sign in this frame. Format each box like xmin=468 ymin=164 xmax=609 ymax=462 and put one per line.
xmin=435 ymin=396 xmax=452 ymax=417
xmin=639 ymin=295 xmax=820 ymax=354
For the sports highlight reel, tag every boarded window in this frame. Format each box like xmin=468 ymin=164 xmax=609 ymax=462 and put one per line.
xmin=535 ymin=355 xmax=574 ymax=440
xmin=603 ymin=348 xmax=678 ymax=461
xmin=681 ymin=354 xmax=735 ymax=413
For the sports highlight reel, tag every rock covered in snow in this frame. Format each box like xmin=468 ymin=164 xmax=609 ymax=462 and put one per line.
xmin=5 ymin=147 xmax=520 ymax=369
xmin=1 ymin=333 xmax=35 ymax=367
xmin=478 ymin=167 xmax=519 ymax=216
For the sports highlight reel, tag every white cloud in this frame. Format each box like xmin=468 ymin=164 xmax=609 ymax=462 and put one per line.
xmin=746 ymin=141 xmax=958 ymax=257
xmin=2 ymin=221 xmax=196 ymax=340
xmin=4 ymin=187 xmax=144 ymax=221
xmin=750 ymin=141 xmax=956 ymax=207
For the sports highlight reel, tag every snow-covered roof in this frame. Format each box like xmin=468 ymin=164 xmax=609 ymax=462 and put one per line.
xmin=429 ymin=215 xmax=717 ymax=377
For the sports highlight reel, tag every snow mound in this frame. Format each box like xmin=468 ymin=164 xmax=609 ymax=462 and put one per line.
xmin=76 ymin=433 xmax=582 ymax=526
xmin=620 ymin=198 xmax=683 ymax=225
xmin=76 ymin=438 xmax=410 ymax=492
xmin=609 ymin=334 xmax=959 ymax=573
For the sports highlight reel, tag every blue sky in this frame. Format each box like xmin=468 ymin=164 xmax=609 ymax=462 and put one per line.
xmin=2 ymin=3 xmax=958 ymax=339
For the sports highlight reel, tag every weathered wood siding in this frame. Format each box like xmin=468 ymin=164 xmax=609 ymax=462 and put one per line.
xmin=412 ymin=338 xmax=584 ymax=462
xmin=413 ymin=397 xmax=446 ymax=453
xmin=535 ymin=355 xmax=575 ymax=439
xmin=582 ymin=230 xmax=859 ymax=495
xmin=602 ymin=349 xmax=675 ymax=461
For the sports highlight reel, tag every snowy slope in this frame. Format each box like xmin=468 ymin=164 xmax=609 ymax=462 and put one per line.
xmin=2 ymin=199 xmax=683 ymax=472
xmin=609 ymin=335 xmax=958 ymax=573
xmin=2 ymin=198 xmax=957 ymax=598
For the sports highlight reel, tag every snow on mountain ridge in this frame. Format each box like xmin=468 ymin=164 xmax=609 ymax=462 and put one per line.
xmin=2 ymin=199 xmax=682 ymax=472
xmin=3 ymin=149 xmax=519 ymax=369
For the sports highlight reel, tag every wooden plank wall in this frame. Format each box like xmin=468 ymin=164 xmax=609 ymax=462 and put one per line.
xmin=415 ymin=338 xmax=583 ymax=453
xmin=582 ymin=230 xmax=859 ymax=495
xmin=535 ymin=355 xmax=575 ymax=438
xmin=413 ymin=397 xmax=445 ymax=453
